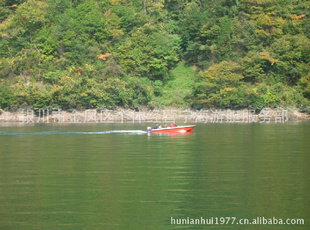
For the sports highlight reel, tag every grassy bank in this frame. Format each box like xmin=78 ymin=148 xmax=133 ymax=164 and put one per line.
xmin=155 ymin=62 xmax=196 ymax=107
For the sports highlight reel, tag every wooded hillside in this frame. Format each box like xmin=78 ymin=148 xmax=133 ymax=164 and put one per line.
xmin=0 ymin=0 xmax=309 ymax=112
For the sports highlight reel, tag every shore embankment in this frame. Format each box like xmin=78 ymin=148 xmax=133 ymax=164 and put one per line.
xmin=0 ymin=108 xmax=309 ymax=124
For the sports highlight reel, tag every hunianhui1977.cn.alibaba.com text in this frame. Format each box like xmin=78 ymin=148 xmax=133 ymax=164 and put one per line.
xmin=170 ymin=216 xmax=305 ymax=225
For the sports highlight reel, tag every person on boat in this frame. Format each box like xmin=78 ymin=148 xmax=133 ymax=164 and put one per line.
xmin=154 ymin=123 xmax=158 ymax=129
xmin=159 ymin=124 xmax=162 ymax=129
xmin=164 ymin=123 xmax=167 ymax=128
xmin=170 ymin=123 xmax=176 ymax=127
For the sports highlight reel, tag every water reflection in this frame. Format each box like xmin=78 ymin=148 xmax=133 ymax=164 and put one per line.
xmin=0 ymin=122 xmax=309 ymax=229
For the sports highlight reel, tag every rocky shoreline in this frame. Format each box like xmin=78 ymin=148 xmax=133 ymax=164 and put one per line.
xmin=0 ymin=108 xmax=309 ymax=124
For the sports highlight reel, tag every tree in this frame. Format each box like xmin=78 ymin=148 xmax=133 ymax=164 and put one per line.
xmin=116 ymin=24 xmax=179 ymax=79
xmin=193 ymin=61 xmax=245 ymax=108
xmin=269 ymin=34 xmax=310 ymax=84
xmin=179 ymin=1 xmax=205 ymax=49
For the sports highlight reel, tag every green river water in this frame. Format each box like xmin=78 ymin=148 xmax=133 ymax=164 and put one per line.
xmin=0 ymin=122 xmax=309 ymax=230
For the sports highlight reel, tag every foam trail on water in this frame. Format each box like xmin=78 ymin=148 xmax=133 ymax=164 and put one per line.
xmin=0 ymin=130 xmax=147 ymax=136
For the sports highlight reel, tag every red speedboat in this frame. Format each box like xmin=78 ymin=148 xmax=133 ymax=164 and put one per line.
xmin=149 ymin=125 xmax=196 ymax=134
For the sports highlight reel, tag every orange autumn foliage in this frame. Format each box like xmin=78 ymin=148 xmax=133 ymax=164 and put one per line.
xmin=259 ymin=52 xmax=279 ymax=65
xmin=97 ymin=53 xmax=112 ymax=61
xmin=292 ymin=14 xmax=306 ymax=20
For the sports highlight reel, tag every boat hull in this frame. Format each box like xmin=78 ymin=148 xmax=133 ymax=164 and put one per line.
xmin=151 ymin=125 xmax=195 ymax=134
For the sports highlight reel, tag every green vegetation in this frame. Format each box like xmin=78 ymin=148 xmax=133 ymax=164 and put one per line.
xmin=158 ymin=61 xmax=196 ymax=107
xmin=0 ymin=0 xmax=309 ymax=112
